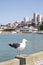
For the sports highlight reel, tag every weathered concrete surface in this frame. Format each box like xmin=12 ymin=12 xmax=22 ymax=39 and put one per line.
xmin=16 ymin=51 xmax=43 ymax=65
xmin=0 ymin=59 xmax=19 ymax=65
xmin=0 ymin=51 xmax=43 ymax=65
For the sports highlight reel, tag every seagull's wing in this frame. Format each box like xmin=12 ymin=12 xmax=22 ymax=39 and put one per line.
xmin=13 ymin=43 xmax=20 ymax=48
xmin=9 ymin=43 xmax=20 ymax=48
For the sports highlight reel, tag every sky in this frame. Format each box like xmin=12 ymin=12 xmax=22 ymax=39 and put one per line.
xmin=0 ymin=0 xmax=43 ymax=24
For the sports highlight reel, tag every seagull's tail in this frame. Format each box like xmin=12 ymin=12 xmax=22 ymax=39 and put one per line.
xmin=9 ymin=44 xmax=13 ymax=47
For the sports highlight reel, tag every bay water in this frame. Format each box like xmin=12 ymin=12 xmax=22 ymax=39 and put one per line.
xmin=0 ymin=33 xmax=43 ymax=62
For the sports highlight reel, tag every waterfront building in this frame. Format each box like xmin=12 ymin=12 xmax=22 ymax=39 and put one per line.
xmin=19 ymin=27 xmax=29 ymax=33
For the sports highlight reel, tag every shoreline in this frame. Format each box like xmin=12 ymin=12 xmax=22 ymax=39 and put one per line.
xmin=0 ymin=28 xmax=43 ymax=34
xmin=0 ymin=31 xmax=43 ymax=34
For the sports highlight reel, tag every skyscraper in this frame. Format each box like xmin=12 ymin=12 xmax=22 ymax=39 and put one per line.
xmin=24 ymin=16 xmax=30 ymax=23
xmin=33 ymin=13 xmax=42 ymax=25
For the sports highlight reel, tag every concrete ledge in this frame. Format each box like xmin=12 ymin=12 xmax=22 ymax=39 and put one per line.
xmin=0 ymin=51 xmax=43 ymax=65
xmin=16 ymin=51 xmax=43 ymax=65
xmin=0 ymin=59 xmax=19 ymax=65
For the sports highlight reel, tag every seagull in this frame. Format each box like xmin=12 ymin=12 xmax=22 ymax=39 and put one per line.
xmin=9 ymin=39 xmax=28 ymax=54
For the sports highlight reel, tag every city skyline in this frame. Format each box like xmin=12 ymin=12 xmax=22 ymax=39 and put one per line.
xmin=0 ymin=0 xmax=43 ymax=24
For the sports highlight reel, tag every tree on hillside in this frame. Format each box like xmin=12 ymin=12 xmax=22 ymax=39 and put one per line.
xmin=39 ymin=22 xmax=43 ymax=30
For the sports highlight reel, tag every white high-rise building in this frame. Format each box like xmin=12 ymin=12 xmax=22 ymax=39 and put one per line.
xmin=37 ymin=14 xmax=41 ymax=24
xmin=24 ymin=16 xmax=30 ymax=23
xmin=33 ymin=13 xmax=42 ymax=25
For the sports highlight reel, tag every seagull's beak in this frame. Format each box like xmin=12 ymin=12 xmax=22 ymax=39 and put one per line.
xmin=26 ymin=40 xmax=28 ymax=43
xmin=27 ymin=40 xmax=28 ymax=42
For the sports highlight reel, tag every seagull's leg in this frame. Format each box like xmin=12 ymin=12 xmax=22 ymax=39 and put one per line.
xmin=20 ymin=50 xmax=22 ymax=54
xmin=17 ymin=50 xmax=18 ymax=54
xmin=21 ymin=50 xmax=23 ymax=54
xmin=18 ymin=50 xmax=19 ymax=55
xmin=17 ymin=50 xmax=19 ymax=55
xmin=17 ymin=50 xmax=21 ymax=55
xmin=18 ymin=50 xmax=21 ymax=55
xmin=17 ymin=50 xmax=20 ymax=55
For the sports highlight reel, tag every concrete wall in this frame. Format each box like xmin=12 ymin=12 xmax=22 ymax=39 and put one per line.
xmin=16 ymin=51 xmax=43 ymax=65
xmin=0 ymin=51 xmax=43 ymax=65
xmin=0 ymin=59 xmax=19 ymax=65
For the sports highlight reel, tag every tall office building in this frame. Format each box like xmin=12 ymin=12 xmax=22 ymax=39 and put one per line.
xmin=33 ymin=13 xmax=42 ymax=25
xmin=33 ymin=13 xmax=38 ymax=25
xmin=37 ymin=14 xmax=41 ymax=24
xmin=24 ymin=16 xmax=30 ymax=23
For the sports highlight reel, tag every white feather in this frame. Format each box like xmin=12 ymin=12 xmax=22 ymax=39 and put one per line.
xmin=17 ymin=39 xmax=28 ymax=50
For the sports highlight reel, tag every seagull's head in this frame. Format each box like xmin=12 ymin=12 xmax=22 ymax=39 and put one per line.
xmin=22 ymin=39 xmax=28 ymax=43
